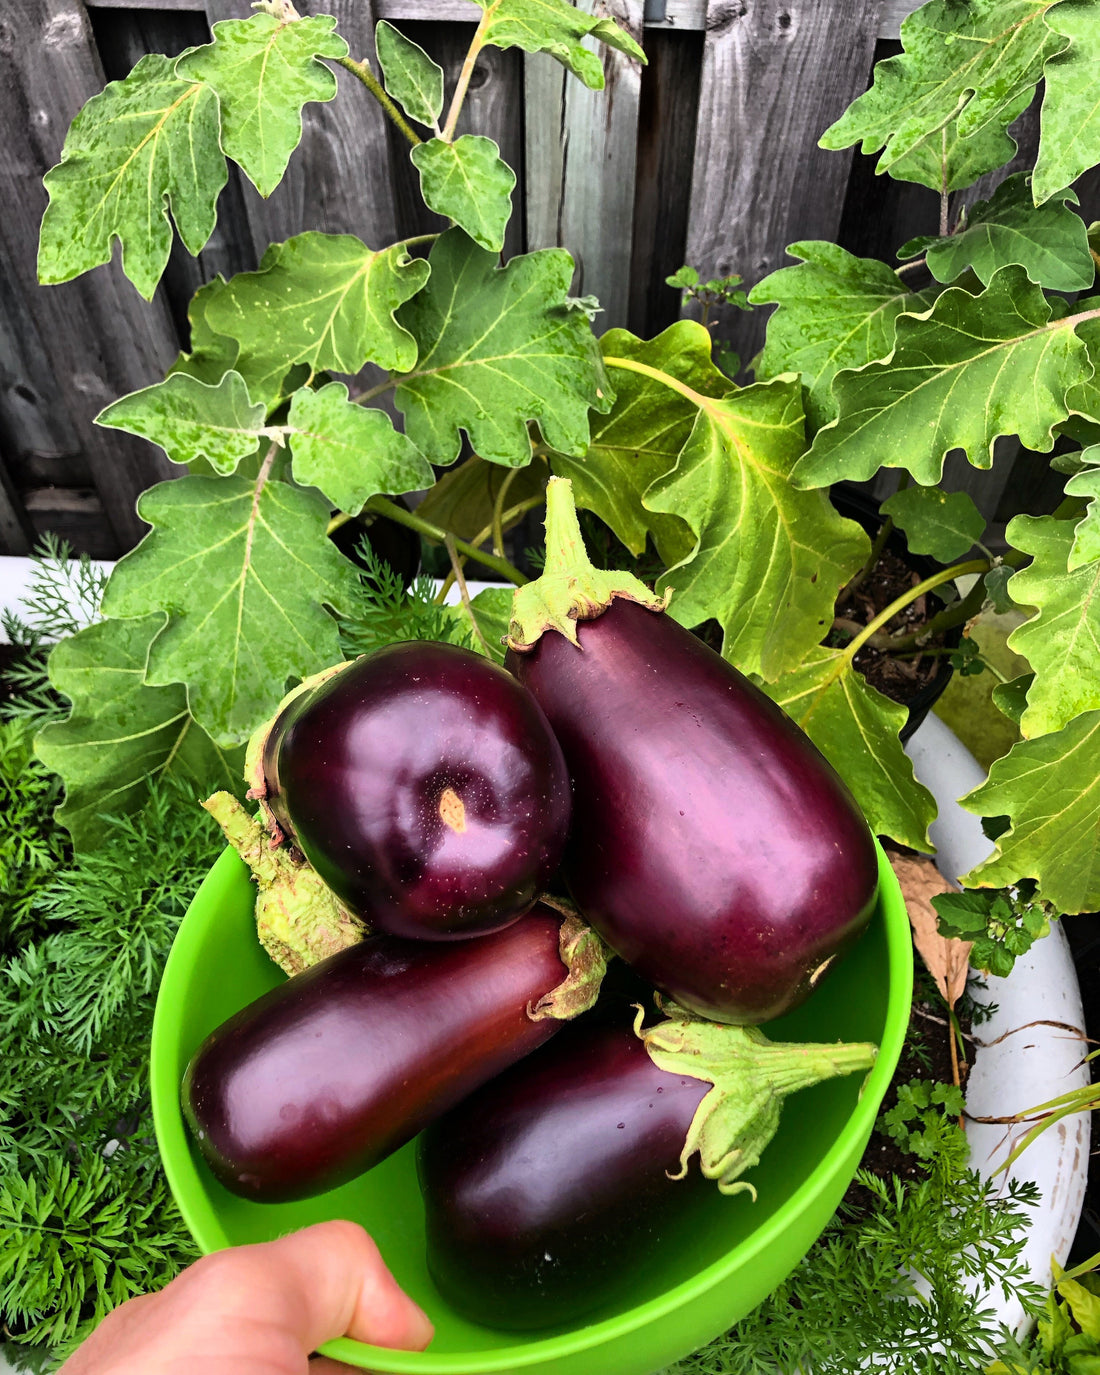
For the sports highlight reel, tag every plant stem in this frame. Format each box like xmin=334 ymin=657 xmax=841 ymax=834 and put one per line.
xmin=895 ymin=257 xmax=927 ymax=276
xmin=365 ymin=495 xmax=529 ymax=586
xmin=442 ymin=11 xmax=490 ymax=142
xmin=336 ymin=54 xmax=422 ymax=148
xmin=491 ymin=468 xmax=521 ymax=556
xmin=842 ymin=559 xmax=989 ymax=662
xmin=939 ymin=127 xmax=950 ymax=238
xmin=444 ymin=535 xmax=493 ymax=656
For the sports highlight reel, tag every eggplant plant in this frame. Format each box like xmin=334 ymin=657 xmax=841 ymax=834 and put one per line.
xmin=28 ymin=0 xmax=1100 ymax=979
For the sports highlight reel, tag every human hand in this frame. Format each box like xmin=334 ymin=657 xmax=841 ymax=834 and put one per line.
xmin=57 ymin=1219 xmax=433 ymax=1375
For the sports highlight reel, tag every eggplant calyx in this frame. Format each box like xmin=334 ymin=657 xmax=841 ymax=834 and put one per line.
xmin=634 ymin=1003 xmax=877 ymax=1197
xmin=528 ymin=913 xmax=611 ymax=1021
xmin=507 ymin=477 xmax=667 ymax=652
xmin=203 ymin=791 xmax=368 ymax=976
xmin=243 ymin=660 xmax=354 ymax=833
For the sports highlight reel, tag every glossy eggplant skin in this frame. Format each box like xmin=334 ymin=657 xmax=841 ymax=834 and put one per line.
xmin=506 ymin=601 xmax=878 ymax=1024
xmin=182 ymin=911 xmax=567 ymax=1203
xmin=263 ymin=641 xmax=571 ymax=940
xmin=418 ymin=1019 xmax=711 ymax=1330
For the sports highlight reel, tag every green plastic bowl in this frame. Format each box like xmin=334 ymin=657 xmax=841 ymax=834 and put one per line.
xmin=152 ymin=841 xmax=911 ymax=1375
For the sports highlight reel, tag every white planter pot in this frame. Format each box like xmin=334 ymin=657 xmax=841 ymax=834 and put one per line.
xmin=906 ymin=713 xmax=1090 ymax=1334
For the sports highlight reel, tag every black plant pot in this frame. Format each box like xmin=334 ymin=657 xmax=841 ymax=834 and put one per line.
xmin=830 ymin=484 xmax=963 ymax=743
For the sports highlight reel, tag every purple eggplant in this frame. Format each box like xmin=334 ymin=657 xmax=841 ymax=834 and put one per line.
xmin=253 ymin=641 xmax=571 ymax=940
xmin=504 ymin=478 xmax=879 ymax=1024
xmin=182 ymin=908 xmax=607 ymax=1202
xmin=418 ymin=1007 xmax=877 ymax=1328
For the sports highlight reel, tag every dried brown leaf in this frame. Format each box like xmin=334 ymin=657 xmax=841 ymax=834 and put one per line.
xmin=887 ymin=849 xmax=972 ymax=1010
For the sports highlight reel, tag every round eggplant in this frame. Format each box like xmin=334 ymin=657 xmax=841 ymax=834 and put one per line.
xmin=258 ymin=641 xmax=571 ymax=940
xmin=505 ymin=478 xmax=879 ymax=1024
xmin=418 ymin=1007 xmax=877 ymax=1329
xmin=182 ymin=908 xmax=606 ymax=1202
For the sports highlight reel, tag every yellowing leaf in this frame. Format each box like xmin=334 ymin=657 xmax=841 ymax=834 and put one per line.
xmin=887 ymin=851 xmax=971 ymax=1009
xmin=959 ymin=710 xmax=1100 ymax=913
xmin=1006 ymin=514 xmax=1100 ymax=737
xmin=645 ymin=379 xmax=868 ymax=680
xmin=763 ymin=647 xmax=937 ymax=852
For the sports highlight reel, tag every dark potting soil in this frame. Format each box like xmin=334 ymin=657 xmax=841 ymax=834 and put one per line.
xmin=834 ymin=547 xmax=954 ymax=706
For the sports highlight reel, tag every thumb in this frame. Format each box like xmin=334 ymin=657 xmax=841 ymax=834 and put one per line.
xmin=248 ymin=1219 xmax=434 ymax=1354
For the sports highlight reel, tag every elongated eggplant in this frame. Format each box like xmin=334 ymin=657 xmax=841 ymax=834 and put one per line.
xmin=418 ymin=1005 xmax=876 ymax=1328
xmin=251 ymin=641 xmax=571 ymax=940
xmin=182 ymin=908 xmax=607 ymax=1202
xmin=505 ymin=478 xmax=879 ymax=1024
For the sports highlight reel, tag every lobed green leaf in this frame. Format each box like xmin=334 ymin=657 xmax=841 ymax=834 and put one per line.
xmin=1006 ymin=514 xmax=1100 ymax=737
xmin=763 ymin=647 xmax=937 ymax=851
xmin=1034 ymin=0 xmax=1100 ymax=203
xmin=1064 ymin=444 xmax=1100 ymax=569
xmin=959 ymin=710 xmax=1100 ymax=912
xmin=35 ymin=616 xmax=242 ymax=850
xmin=552 ymin=322 xmax=724 ymax=564
xmin=410 ymin=136 xmax=516 ymax=253
xmin=96 ymin=371 xmax=269 ymax=475
xmin=99 ymin=475 xmax=360 ymax=746
xmin=395 ymin=228 xmax=611 ymax=467
xmin=175 ymin=12 xmax=347 ymax=198
xmin=886 ymin=98 xmax=1032 ymax=192
xmin=880 ymin=485 xmax=986 ymax=563
xmin=287 ymin=381 xmax=433 ymax=513
xmin=475 ymin=0 xmax=645 ymax=90
xmin=38 ymin=53 xmax=225 ymax=300
xmin=645 ymin=377 xmax=869 ymax=681
xmin=794 ymin=266 xmax=1096 ymax=488
xmin=203 ymin=233 xmax=431 ymax=411
xmin=898 ymin=173 xmax=1094 ymax=291
xmin=749 ymin=242 xmax=932 ymax=431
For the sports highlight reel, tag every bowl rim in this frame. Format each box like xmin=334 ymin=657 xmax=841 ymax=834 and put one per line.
xmin=151 ymin=840 xmax=913 ymax=1372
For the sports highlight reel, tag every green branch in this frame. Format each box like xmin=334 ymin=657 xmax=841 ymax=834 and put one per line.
xmin=365 ymin=495 xmax=529 ymax=586
xmin=841 ymin=559 xmax=989 ymax=662
xmin=335 ymin=54 xmax=422 ymax=148
xmin=441 ymin=10 xmax=492 ymax=142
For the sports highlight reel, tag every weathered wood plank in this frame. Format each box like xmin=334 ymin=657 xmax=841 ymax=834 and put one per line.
xmin=684 ymin=0 xmax=885 ymax=370
xmin=0 ymin=447 xmax=34 ymax=558
xmin=524 ymin=0 xmax=645 ymax=330
xmin=204 ymin=0 xmax=399 ymax=258
xmin=878 ymin=0 xmax=918 ymax=40
xmin=23 ymin=485 xmax=117 ymax=560
xmin=383 ymin=21 xmax=526 ymax=260
xmin=628 ymin=27 xmax=705 ymax=337
xmin=1 ymin=0 xmax=185 ymax=557
xmin=87 ymin=0 xmax=205 ymax=9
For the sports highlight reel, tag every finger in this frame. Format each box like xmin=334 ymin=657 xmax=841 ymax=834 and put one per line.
xmin=246 ymin=1219 xmax=434 ymax=1354
xmin=308 ymin=1359 xmax=373 ymax=1374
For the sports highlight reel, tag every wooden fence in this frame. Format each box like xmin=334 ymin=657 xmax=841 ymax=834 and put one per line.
xmin=0 ymin=0 xmax=1093 ymax=559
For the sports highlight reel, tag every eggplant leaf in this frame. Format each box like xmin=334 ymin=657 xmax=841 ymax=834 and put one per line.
xmin=552 ymin=322 xmax=725 ymax=564
xmin=415 ymin=455 xmax=548 ymax=541
xmin=37 ymin=54 xmax=224 ymax=300
xmin=1034 ymin=0 xmax=1100 ymax=203
xmin=203 ymin=233 xmax=431 ymax=411
xmin=1006 ymin=514 xmax=1100 ymax=737
xmin=1065 ymin=444 xmax=1100 ymax=569
xmin=793 ymin=267 xmax=1096 ymax=487
xmin=175 ymin=12 xmax=346 ymax=197
xmin=287 ymin=382 xmax=433 ymax=513
xmin=880 ymin=485 xmax=986 ymax=563
xmin=819 ymin=0 xmax=1064 ymax=180
xmin=96 ymin=372 xmax=268 ymax=475
xmin=748 ymin=243 xmax=931 ymax=430
xmin=762 ymin=647 xmax=937 ymax=852
xmin=394 ymin=229 xmax=611 ymax=467
xmin=410 ymin=137 xmax=515 ymax=253
xmin=475 ymin=0 xmax=645 ymax=89
xmin=898 ymin=174 xmax=1094 ymax=291
xmin=375 ymin=21 xmax=444 ymax=127
xmin=169 ymin=278 xmax=240 ymax=387
xmin=99 ymin=475 xmax=360 ymax=746
xmin=35 ymin=616 xmax=243 ymax=850
xmin=886 ymin=99 xmax=1032 ymax=193
xmin=959 ymin=710 xmax=1100 ymax=913
xmin=644 ymin=378 xmax=869 ymax=681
